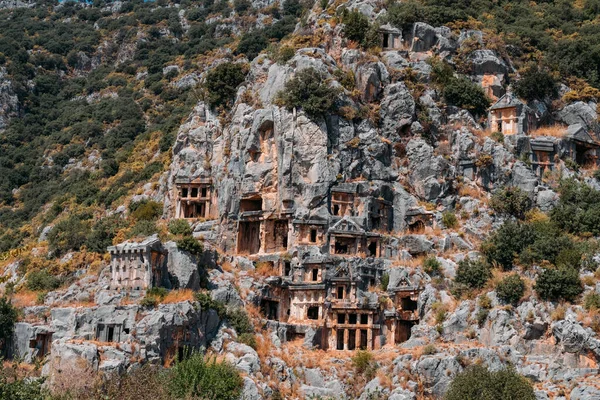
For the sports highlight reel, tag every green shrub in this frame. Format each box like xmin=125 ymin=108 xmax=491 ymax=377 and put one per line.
xmin=195 ymin=292 xmax=226 ymax=316
xmin=445 ymin=365 xmax=536 ymax=400
xmin=226 ymin=307 xmax=253 ymax=335
xmin=129 ymin=200 xmax=163 ymax=221
xmin=169 ymin=219 xmax=192 ymax=236
xmin=236 ymin=32 xmax=269 ymax=61
xmin=276 ymin=46 xmax=296 ymax=64
xmin=443 ymin=77 xmax=491 ymax=116
xmin=423 ymin=257 xmax=441 ymax=277
xmin=496 ymin=274 xmax=526 ymax=305
xmin=550 ymin=179 xmax=600 ymax=236
xmin=238 ymin=332 xmax=257 ymax=349
xmin=129 ymin=220 xmax=158 ymax=238
xmin=140 ymin=296 xmax=159 ymax=308
xmin=26 ymin=270 xmax=61 ymax=292
xmin=478 ymin=294 xmax=492 ymax=309
xmin=47 ymin=214 xmax=90 ymax=255
xmin=422 ymin=344 xmax=437 ymax=355
xmin=176 ymin=236 xmax=203 ymax=256
xmin=147 ymin=287 xmax=169 ymax=299
xmin=489 ymin=187 xmax=532 ymax=220
xmin=351 ymin=350 xmax=377 ymax=379
xmin=455 ymin=258 xmax=491 ymax=290
xmin=0 ymin=372 xmax=47 ymax=400
xmin=442 ymin=211 xmax=458 ymax=229
xmin=491 ymin=131 xmax=504 ymax=143
xmin=276 ymin=67 xmax=341 ymax=117
xmin=168 ymin=353 xmax=243 ymax=400
xmin=380 ymin=273 xmax=389 ymax=290
xmin=86 ymin=215 xmax=126 ymax=253
xmin=341 ymin=10 xmax=378 ymax=49
xmin=0 ymin=297 xmax=17 ymax=346
xmin=476 ymin=308 xmax=489 ymax=326
xmin=513 ymin=67 xmax=558 ymax=102
xmin=534 ymin=266 xmax=583 ymax=302
xmin=204 ymin=62 xmax=247 ymax=109
xmin=584 ymin=292 xmax=600 ymax=310
xmin=482 ymin=222 xmax=535 ymax=270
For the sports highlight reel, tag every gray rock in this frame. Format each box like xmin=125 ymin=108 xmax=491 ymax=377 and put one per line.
xmin=570 ymin=384 xmax=600 ymax=400
xmin=380 ymin=82 xmax=415 ymax=140
xmin=411 ymin=23 xmax=437 ymax=52
xmin=413 ymin=356 xmax=462 ymax=396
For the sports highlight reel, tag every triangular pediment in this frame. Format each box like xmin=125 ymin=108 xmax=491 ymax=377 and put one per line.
xmin=329 ymin=217 xmax=364 ymax=234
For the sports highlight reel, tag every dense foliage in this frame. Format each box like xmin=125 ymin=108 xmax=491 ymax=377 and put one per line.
xmin=276 ymin=68 xmax=341 ymax=117
xmin=496 ymin=274 xmax=526 ymax=305
xmin=454 ymin=258 xmax=491 ymax=290
xmin=534 ymin=266 xmax=583 ymax=302
xmin=489 ymin=187 xmax=532 ymax=220
xmin=203 ymin=63 xmax=248 ymax=109
xmin=0 ymin=297 xmax=17 ymax=349
xmin=445 ymin=365 xmax=536 ymax=400
xmin=169 ymin=353 xmax=243 ymax=400
xmin=387 ymin=0 xmax=600 ymax=89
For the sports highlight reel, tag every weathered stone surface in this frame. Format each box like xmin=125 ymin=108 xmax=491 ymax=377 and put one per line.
xmin=380 ymin=82 xmax=415 ymax=139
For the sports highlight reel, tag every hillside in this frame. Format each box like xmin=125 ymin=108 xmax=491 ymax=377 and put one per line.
xmin=1 ymin=0 xmax=600 ymax=399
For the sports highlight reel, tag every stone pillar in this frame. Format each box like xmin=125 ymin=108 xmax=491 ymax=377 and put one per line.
xmin=355 ymin=329 xmax=361 ymax=350
xmin=343 ymin=329 xmax=349 ymax=351
xmin=367 ymin=328 xmax=374 ymax=350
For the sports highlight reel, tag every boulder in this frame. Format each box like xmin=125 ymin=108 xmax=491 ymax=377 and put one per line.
xmin=410 ymin=23 xmax=437 ymax=52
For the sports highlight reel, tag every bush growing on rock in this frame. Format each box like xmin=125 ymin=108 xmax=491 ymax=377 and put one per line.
xmin=169 ymin=219 xmax=192 ymax=236
xmin=454 ymin=258 xmax=491 ymax=291
xmin=351 ymin=350 xmax=377 ymax=379
xmin=441 ymin=211 xmax=458 ymax=229
xmin=26 ymin=270 xmax=61 ymax=292
xmin=168 ymin=353 xmax=243 ymax=400
xmin=204 ymin=62 xmax=247 ymax=109
xmin=380 ymin=273 xmax=389 ymax=290
xmin=423 ymin=257 xmax=441 ymax=277
xmin=496 ymin=274 xmax=526 ymax=305
xmin=276 ymin=67 xmax=341 ymax=117
xmin=444 ymin=365 xmax=536 ymax=400
xmin=550 ymin=179 xmax=600 ymax=236
xmin=513 ymin=67 xmax=558 ymax=102
xmin=47 ymin=214 xmax=90 ymax=255
xmin=443 ymin=76 xmax=491 ymax=116
xmin=176 ymin=236 xmax=203 ymax=256
xmin=129 ymin=200 xmax=163 ymax=221
xmin=226 ymin=307 xmax=253 ymax=335
xmin=489 ymin=187 xmax=532 ymax=220
xmin=584 ymin=292 xmax=600 ymax=310
xmin=195 ymin=292 xmax=226 ymax=316
xmin=341 ymin=9 xmax=379 ymax=49
xmin=534 ymin=266 xmax=583 ymax=302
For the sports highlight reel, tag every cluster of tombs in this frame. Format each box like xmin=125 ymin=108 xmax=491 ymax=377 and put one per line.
xmin=260 ymin=255 xmax=423 ymax=351
xmin=10 ymin=302 xmax=220 ymax=365
xmin=459 ymin=93 xmax=600 ymax=180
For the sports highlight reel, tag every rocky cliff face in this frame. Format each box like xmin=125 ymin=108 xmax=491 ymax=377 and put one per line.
xmin=4 ymin=0 xmax=600 ymax=399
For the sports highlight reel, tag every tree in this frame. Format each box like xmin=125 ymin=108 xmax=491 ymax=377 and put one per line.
xmin=534 ymin=266 xmax=583 ymax=302
xmin=204 ymin=63 xmax=247 ymax=109
xmin=443 ymin=76 xmax=491 ymax=116
xmin=496 ymin=274 xmax=525 ymax=305
xmin=445 ymin=365 xmax=536 ymax=400
xmin=342 ymin=10 xmax=378 ymax=49
xmin=0 ymin=297 xmax=17 ymax=353
xmin=489 ymin=187 xmax=532 ymax=220
xmin=276 ymin=68 xmax=341 ymax=117
xmin=235 ymin=32 xmax=269 ymax=61
xmin=513 ymin=67 xmax=558 ymax=102
xmin=455 ymin=258 xmax=492 ymax=289
xmin=482 ymin=222 xmax=535 ymax=270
